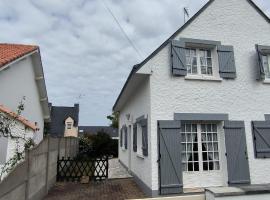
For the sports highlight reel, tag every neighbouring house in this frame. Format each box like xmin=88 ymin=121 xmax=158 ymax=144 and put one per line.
xmin=0 ymin=104 xmax=38 ymax=177
xmin=0 ymin=44 xmax=50 ymax=143
xmin=0 ymin=44 xmax=49 ymax=177
xmin=113 ymin=0 xmax=270 ymax=198
xmin=79 ymin=126 xmax=119 ymax=139
xmin=48 ymin=104 xmax=79 ymax=137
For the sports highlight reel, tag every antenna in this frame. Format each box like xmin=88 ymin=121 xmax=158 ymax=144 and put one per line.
xmin=184 ymin=7 xmax=190 ymax=23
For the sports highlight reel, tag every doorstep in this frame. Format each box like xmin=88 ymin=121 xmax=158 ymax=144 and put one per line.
xmin=206 ymin=184 xmax=270 ymax=199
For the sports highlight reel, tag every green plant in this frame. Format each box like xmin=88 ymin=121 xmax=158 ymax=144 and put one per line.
xmin=77 ymin=131 xmax=118 ymax=159
xmin=0 ymin=97 xmax=35 ymax=181
xmin=107 ymin=112 xmax=119 ymax=129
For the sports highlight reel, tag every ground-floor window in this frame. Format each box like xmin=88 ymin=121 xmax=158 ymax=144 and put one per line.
xmin=181 ymin=123 xmax=220 ymax=172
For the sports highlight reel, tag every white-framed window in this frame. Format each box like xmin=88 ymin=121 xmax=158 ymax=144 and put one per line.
xmin=66 ymin=122 xmax=72 ymax=129
xmin=262 ymin=55 xmax=270 ymax=79
xmin=137 ymin=124 xmax=143 ymax=157
xmin=181 ymin=123 xmax=220 ymax=172
xmin=186 ymin=48 xmax=213 ymax=76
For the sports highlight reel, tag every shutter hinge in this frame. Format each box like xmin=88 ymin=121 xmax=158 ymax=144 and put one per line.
xmin=225 ymin=153 xmax=227 ymax=157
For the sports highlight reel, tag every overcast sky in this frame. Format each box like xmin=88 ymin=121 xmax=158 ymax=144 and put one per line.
xmin=0 ymin=0 xmax=269 ymax=125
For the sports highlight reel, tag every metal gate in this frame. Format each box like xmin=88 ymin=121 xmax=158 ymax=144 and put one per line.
xmin=57 ymin=156 xmax=109 ymax=182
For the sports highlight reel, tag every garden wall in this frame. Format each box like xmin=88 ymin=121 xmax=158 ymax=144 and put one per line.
xmin=0 ymin=136 xmax=78 ymax=200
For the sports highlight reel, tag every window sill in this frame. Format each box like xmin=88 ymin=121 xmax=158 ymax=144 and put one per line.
xmin=185 ymin=75 xmax=222 ymax=82
xmin=263 ymin=79 xmax=270 ymax=84
xmin=136 ymin=154 xmax=144 ymax=159
xmin=183 ymin=170 xmax=221 ymax=174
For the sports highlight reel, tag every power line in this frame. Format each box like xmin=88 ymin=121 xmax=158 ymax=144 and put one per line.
xmin=101 ymin=0 xmax=143 ymax=60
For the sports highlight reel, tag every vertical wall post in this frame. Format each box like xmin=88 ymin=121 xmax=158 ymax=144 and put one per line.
xmin=25 ymin=149 xmax=31 ymax=200
xmin=45 ymin=137 xmax=50 ymax=193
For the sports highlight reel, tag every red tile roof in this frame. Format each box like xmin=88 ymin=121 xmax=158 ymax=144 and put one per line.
xmin=0 ymin=104 xmax=38 ymax=131
xmin=0 ymin=44 xmax=38 ymax=68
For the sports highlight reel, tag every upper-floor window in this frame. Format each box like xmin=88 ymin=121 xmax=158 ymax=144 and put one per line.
xmin=186 ymin=48 xmax=213 ymax=76
xmin=172 ymin=38 xmax=237 ymax=79
xmin=262 ymin=55 xmax=270 ymax=79
xmin=66 ymin=122 xmax=72 ymax=129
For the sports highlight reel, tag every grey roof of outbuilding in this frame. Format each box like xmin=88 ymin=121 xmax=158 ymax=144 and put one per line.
xmin=49 ymin=104 xmax=79 ymax=137
xmin=79 ymin=126 xmax=118 ymax=138
xmin=112 ymin=0 xmax=270 ymax=111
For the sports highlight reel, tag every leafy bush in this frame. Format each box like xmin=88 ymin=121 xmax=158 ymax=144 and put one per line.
xmin=77 ymin=131 xmax=118 ymax=159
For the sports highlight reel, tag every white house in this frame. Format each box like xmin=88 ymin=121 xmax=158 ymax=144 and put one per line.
xmin=0 ymin=44 xmax=50 ymax=143
xmin=0 ymin=44 xmax=50 ymax=171
xmin=0 ymin=104 xmax=38 ymax=179
xmin=113 ymin=0 xmax=270 ymax=199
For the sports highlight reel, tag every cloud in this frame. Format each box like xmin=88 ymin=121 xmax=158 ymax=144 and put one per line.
xmin=0 ymin=0 xmax=269 ymax=125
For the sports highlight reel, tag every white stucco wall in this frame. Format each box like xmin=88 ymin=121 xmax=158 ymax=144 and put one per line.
xmin=0 ymin=56 xmax=44 ymax=143
xmin=118 ymin=76 xmax=152 ymax=189
xmin=135 ymin=0 xmax=270 ymax=191
xmin=0 ymin=114 xmax=35 ymax=179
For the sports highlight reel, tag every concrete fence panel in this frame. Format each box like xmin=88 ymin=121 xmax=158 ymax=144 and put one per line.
xmin=0 ymin=136 xmax=79 ymax=200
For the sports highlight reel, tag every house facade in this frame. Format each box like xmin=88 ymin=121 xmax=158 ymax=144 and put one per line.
xmin=113 ymin=0 xmax=270 ymax=198
xmin=0 ymin=44 xmax=50 ymax=143
xmin=49 ymin=104 xmax=79 ymax=138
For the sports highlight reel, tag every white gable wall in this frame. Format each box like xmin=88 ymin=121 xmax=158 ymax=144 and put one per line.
xmin=118 ymin=77 xmax=152 ymax=190
xmin=0 ymin=56 xmax=44 ymax=143
xmin=136 ymin=0 xmax=270 ymax=191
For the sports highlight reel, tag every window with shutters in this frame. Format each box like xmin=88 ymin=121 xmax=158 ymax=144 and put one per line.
xmin=181 ymin=123 xmax=220 ymax=172
xmin=136 ymin=123 xmax=143 ymax=157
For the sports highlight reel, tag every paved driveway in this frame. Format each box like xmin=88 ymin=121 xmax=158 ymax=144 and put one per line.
xmin=44 ymin=178 xmax=146 ymax=200
xmin=109 ymin=158 xmax=132 ymax=179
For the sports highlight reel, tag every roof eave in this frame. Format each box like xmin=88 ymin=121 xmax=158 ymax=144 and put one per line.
xmin=112 ymin=0 xmax=215 ymax=111
xmin=31 ymin=50 xmax=51 ymax=122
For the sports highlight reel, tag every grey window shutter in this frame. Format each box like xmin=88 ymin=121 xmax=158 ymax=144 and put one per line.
xmin=252 ymin=121 xmax=270 ymax=158
xmin=158 ymin=120 xmax=183 ymax=195
xmin=120 ymin=128 xmax=123 ymax=147
xmin=124 ymin=126 xmax=128 ymax=149
xmin=224 ymin=121 xmax=250 ymax=185
xmin=217 ymin=45 xmax=236 ymax=79
xmin=133 ymin=123 xmax=137 ymax=152
xmin=256 ymin=45 xmax=265 ymax=80
xmin=141 ymin=119 xmax=148 ymax=156
xmin=265 ymin=114 xmax=270 ymax=121
xmin=171 ymin=40 xmax=187 ymax=76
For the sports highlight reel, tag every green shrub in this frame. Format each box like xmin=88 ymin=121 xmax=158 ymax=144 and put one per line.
xmin=77 ymin=131 xmax=118 ymax=159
